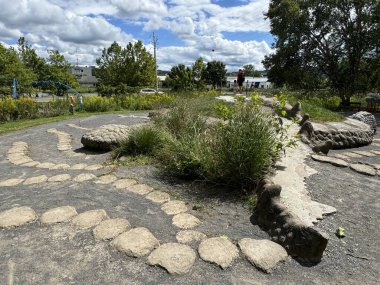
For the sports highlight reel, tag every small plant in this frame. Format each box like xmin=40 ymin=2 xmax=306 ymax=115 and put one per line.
xmin=245 ymin=194 xmax=258 ymax=212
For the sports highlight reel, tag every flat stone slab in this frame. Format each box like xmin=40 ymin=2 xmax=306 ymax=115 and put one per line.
xmin=370 ymin=150 xmax=380 ymax=156
xmin=0 ymin=206 xmax=37 ymax=228
xmin=71 ymin=209 xmax=108 ymax=229
xmin=73 ymin=173 xmax=97 ymax=182
xmin=51 ymin=163 xmax=70 ymax=170
xmin=172 ymin=213 xmax=201 ymax=229
xmin=127 ymin=184 xmax=154 ymax=195
xmin=93 ymin=218 xmax=131 ymax=240
xmin=145 ymin=191 xmax=170 ymax=204
xmin=22 ymin=161 xmax=40 ymax=167
xmin=70 ymin=163 xmax=88 ymax=170
xmin=350 ymin=163 xmax=377 ymax=176
xmin=161 ymin=201 xmax=188 ymax=215
xmin=342 ymin=152 xmax=363 ymax=158
xmin=95 ymin=174 xmax=118 ymax=184
xmin=40 ymin=206 xmax=78 ymax=224
xmin=23 ymin=175 xmax=48 ymax=185
xmin=113 ymin=178 xmax=137 ymax=189
xmin=48 ymin=174 xmax=71 ymax=182
xmin=147 ymin=243 xmax=196 ymax=275
xmin=198 ymin=237 xmax=239 ymax=269
xmin=332 ymin=153 xmax=350 ymax=160
xmin=351 ymin=150 xmax=377 ymax=157
xmin=36 ymin=162 xmax=56 ymax=169
xmin=84 ymin=164 xmax=103 ymax=171
xmin=111 ymin=227 xmax=159 ymax=257
xmin=0 ymin=178 xmax=24 ymax=187
xmin=176 ymin=230 xmax=207 ymax=244
xmin=81 ymin=124 xmax=131 ymax=150
xmin=238 ymin=238 xmax=288 ymax=273
xmin=311 ymin=154 xmax=349 ymax=167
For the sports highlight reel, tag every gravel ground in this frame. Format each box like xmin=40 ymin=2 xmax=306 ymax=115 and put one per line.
xmin=0 ymin=113 xmax=379 ymax=284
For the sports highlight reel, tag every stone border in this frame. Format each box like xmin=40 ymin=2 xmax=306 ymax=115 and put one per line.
xmin=6 ymin=141 xmax=105 ymax=171
xmin=254 ymin=178 xmax=329 ymax=262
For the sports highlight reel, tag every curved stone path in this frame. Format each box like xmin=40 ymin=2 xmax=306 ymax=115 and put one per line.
xmin=0 ymin=115 xmax=290 ymax=281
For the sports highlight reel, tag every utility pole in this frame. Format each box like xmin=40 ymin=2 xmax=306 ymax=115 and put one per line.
xmin=75 ymin=47 xmax=79 ymax=66
xmin=152 ymin=32 xmax=158 ymax=91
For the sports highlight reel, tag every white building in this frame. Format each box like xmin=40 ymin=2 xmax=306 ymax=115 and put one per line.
xmin=226 ymin=77 xmax=273 ymax=89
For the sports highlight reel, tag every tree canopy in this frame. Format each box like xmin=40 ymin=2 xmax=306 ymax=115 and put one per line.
xmin=95 ymin=41 xmax=156 ymax=89
xmin=203 ymin=61 xmax=227 ymax=88
xmin=263 ymin=0 xmax=380 ymax=102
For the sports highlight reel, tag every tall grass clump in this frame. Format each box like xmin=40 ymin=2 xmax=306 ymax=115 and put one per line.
xmin=114 ymin=126 xmax=168 ymax=158
xmin=152 ymin=99 xmax=289 ymax=190
xmin=202 ymin=102 xmax=281 ymax=189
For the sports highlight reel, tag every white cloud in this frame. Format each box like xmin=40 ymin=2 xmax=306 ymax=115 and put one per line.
xmin=0 ymin=0 xmax=273 ymax=71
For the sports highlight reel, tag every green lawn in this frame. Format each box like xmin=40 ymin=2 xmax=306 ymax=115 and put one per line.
xmin=0 ymin=110 xmax=134 ymax=135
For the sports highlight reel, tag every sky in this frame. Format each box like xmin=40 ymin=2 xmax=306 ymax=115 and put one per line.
xmin=0 ymin=0 xmax=274 ymax=71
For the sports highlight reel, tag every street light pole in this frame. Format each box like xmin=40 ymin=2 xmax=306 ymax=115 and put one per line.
xmin=152 ymin=32 xmax=158 ymax=92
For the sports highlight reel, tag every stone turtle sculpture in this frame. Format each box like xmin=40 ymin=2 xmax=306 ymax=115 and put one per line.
xmin=81 ymin=124 xmax=130 ymax=150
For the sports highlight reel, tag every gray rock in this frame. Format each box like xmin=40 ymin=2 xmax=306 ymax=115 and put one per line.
xmin=349 ymin=163 xmax=377 ymax=176
xmin=311 ymin=154 xmax=349 ymax=167
xmin=40 ymin=206 xmax=77 ymax=224
xmin=198 ymin=237 xmax=239 ymax=269
xmin=147 ymin=243 xmax=196 ymax=275
xmin=71 ymin=209 xmax=108 ymax=229
xmin=238 ymin=238 xmax=288 ymax=273
xmin=93 ymin=218 xmax=131 ymax=240
xmin=81 ymin=124 xmax=131 ymax=150
xmin=0 ymin=206 xmax=37 ymax=228
xmin=111 ymin=227 xmax=159 ymax=257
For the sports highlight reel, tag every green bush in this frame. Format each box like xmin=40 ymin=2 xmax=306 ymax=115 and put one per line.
xmin=114 ymin=126 xmax=168 ymax=157
xmin=116 ymin=94 xmax=175 ymax=110
xmin=83 ymin=96 xmax=116 ymax=112
xmin=0 ymin=96 xmax=17 ymax=121
xmin=39 ymin=99 xmax=70 ymax=117
xmin=201 ymin=102 xmax=281 ymax=188
xmin=151 ymin=99 xmax=290 ymax=190
xmin=15 ymin=97 xmax=39 ymax=119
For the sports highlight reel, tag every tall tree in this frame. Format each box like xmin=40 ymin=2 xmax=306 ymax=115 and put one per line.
xmin=96 ymin=41 xmax=156 ymax=89
xmin=17 ymin=37 xmax=47 ymax=81
xmin=166 ymin=64 xmax=194 ymax=91
xmin=0 ymin=44 xmax=35 ymax=95
xmin=203 ymin=61 xmax=227 ymax=88
xmin=264 ymin=0 xmax=380 ymax=102
xmin=192 ymin=57 xmax=206 ymax=90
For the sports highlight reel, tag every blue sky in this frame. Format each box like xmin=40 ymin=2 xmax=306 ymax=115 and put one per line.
xmin=0 ymin=0 xmax=273 ymax=71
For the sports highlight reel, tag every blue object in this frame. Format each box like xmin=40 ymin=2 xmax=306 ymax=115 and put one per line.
xmin=12 ymin=78 xmax=17 ymax=99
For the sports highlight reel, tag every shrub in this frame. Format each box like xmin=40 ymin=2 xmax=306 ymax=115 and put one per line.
xmin=201 ymin=102 xmax=281 ymax=189
xmin=83 ymin=96 xmax=116 ymax=112
xmin=39 ymin=99 xmax=70 ymax=117
xmin=114 ymin=126 xmax=168 ymax=157
xmin=15 ymin=97 xmax=39 ymax=119
xmin=152 ymin=99 xmax=291 ymax=191
xmin=0 ymin=96 xmax=17 ymax=121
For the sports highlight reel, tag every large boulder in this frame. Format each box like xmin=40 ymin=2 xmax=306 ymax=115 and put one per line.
xmin=349 ymin=111 xmax=377 ymax=134
xmin=81 ymin=124 xmax=130 ymax=150
xmin=299 ymin=118 xmax=373 ymax=149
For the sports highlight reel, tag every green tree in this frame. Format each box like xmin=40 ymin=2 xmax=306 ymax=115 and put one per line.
xmin=45 ymin=50 xmax=78 ymax=94
xmin=192 ymin=57 xmax=206 ymax=90
xmin=17 ymin=37 xmax=47 ymax=81
xmin=0 ymin=44 xmax=35 ymax=96
xmin=166 ymin=64 xmax=194 ymax=91
xmin=264 ymin=0 xmax=380 ymax=103
xmin=203 ymin=61 xmax=227 ymax=88
xmin=96 ymin=41 xmax=155 ymax=90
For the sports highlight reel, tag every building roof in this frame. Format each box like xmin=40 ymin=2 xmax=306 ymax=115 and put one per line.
xmin=226 ymin=77 xmax=269 ymax=82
